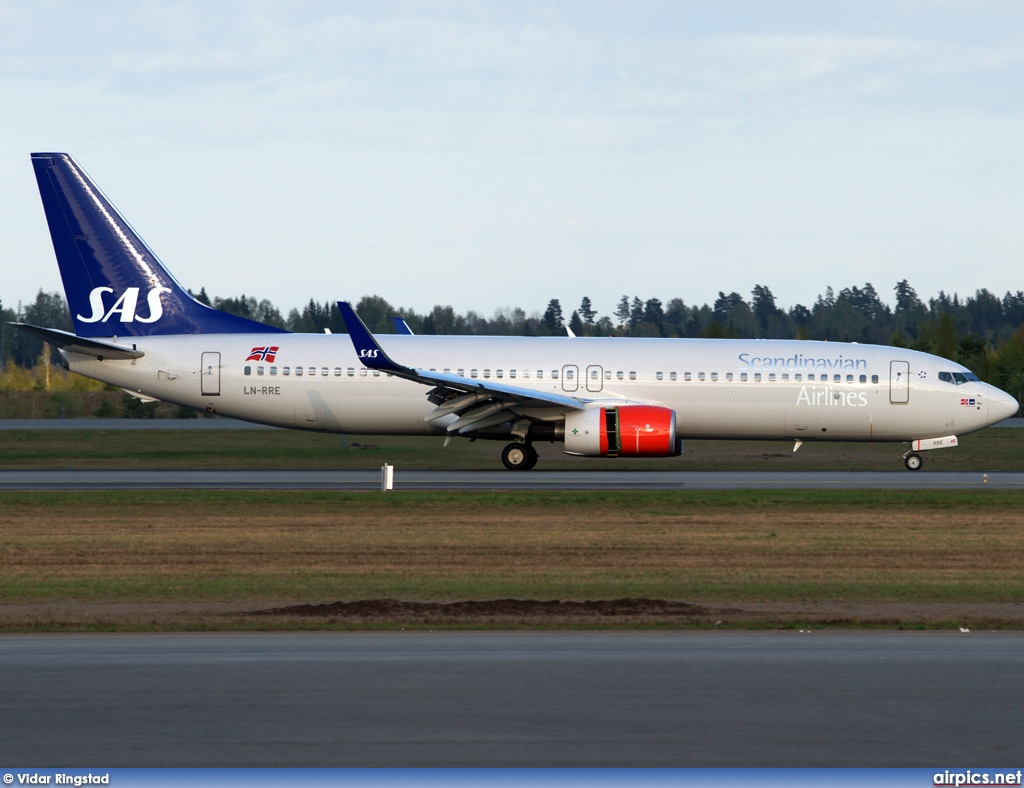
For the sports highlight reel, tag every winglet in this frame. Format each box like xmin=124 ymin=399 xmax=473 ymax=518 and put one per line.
xmin=393 ymin=317 xmax=414 ymax=335
xmin=337 ymin=302 xmax=408 ymax=374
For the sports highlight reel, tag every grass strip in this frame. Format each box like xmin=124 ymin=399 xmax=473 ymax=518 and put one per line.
xmin=3 ymin=489 xmax=1022 ymax=605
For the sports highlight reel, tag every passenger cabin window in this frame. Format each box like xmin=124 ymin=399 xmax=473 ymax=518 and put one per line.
xmin=628 ymin=371 xmax=636 ymax=380
xmin=656 ymin=372 xmax=664 ymax=381
xmin=244 ymin=366 xmax=252 ymax=376
xmin=698 ymin=372 xmax=706 ymax=382
xmin=684 ymin=372 xmax=692 ymax=382
xmin=740 ymin=372 xmax=748 ymax=382
xmin=270 ymin=366 xmax=278 ymax=376
xmin=871 ymin=375 xmax=879 ymax=384
xmin=283 ymin=366 xmax=290 ymax=376
xmin=257 ymin=366 xmax=264 ymax=376
xmin=754 ymin=373 xmax=762 ymax=382
xmin=347 ymin=368 xmax=355 ymax=376
xmin=616 ymin=371 xmax=623 ymax=380
xmin=711 ymin=372 xmax=718 ymax=382
xmin=669 ymin=372 xmax=677 ymax=381
xmin=322 ymin=367 xmax=329 ymax=377
xmin=726 ymin=372 xmax=734 ymax=382
xmin=295 ymin=367 xmax=303 ymax=377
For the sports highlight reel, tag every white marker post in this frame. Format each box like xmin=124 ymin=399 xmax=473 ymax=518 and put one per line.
xmin=381 ymin=463 xmax=394 ymax=492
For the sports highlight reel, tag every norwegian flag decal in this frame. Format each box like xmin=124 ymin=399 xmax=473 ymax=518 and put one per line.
xmin=246 ymin=346 xmax=279 ymax=363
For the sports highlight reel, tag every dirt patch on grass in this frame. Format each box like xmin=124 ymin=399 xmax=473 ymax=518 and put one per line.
xmin=243 ymin=598 xmax=1024 ymax=628
xmin=3 ymin=598 xmax=1023 ymax=630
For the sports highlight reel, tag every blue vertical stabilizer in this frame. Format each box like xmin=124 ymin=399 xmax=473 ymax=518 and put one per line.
xmin=30 ymin=152 xmax=287 ymax=337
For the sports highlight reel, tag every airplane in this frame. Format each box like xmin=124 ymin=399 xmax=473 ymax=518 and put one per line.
xmin=15 ymin=152 xmax=1019 ymax=471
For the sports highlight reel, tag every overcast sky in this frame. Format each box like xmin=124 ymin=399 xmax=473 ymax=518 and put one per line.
xmin=3 ymin=1 xmax=1023 ymax=322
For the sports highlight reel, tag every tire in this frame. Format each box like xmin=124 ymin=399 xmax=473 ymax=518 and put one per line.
xmin=502 ymin=443 xmax=529 ymax=470
xmin=904 ymin=453 xmax=923 ymax=471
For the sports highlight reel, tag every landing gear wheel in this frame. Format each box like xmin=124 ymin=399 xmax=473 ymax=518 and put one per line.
xmin=502 ymin=442 xmax=531 ymax=470
xmin=904 ymin=453 xmax=923 ymax=471
xmin=523 ymin=444 xmax=539 ymax=470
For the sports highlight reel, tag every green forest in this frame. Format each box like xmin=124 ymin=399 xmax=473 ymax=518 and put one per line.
xmin=2 ymin=279 xmax=1024 ymax=411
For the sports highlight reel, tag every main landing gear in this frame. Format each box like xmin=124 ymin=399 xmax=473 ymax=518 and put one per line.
xmin=502 ymin=442 xmax=539 ymax=470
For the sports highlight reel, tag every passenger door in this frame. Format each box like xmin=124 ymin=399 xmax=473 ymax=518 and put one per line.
xmin=890 ymin=360 xmax=910 ymax=404
xmin=201 ymin=352 xmax=221 ymax=396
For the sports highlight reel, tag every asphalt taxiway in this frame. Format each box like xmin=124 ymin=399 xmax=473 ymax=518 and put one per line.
xmin=2 ymin=631 xmax=1022 ymax=766
xmin=1 ymin=468 xmax=1022 ymax=490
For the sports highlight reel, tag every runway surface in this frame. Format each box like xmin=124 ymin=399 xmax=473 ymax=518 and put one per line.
xmin=2 ymin=468 xmax=1022 ymax=490
xmin=1 ymin=631 xmax=1022 ymax=766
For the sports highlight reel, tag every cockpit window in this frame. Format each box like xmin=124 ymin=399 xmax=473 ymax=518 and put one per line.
xmin=938 ymin=371 xmax=980 ymax=385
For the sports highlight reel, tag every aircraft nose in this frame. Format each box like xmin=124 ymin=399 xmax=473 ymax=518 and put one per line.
xmin=988 ymin=385 xmax=1020 ymax=425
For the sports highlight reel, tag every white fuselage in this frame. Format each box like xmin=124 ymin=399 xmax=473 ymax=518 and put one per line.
xmin=61 ymin=333 xmax=1015 ymax=444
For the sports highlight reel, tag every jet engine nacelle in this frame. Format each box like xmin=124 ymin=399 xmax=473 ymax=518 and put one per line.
xmin=563 ymin=405 xmax=681 ymax=457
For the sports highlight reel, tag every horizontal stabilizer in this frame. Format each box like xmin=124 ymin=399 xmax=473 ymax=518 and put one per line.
xmin=11 ymin=323 xmax=145 ymax=360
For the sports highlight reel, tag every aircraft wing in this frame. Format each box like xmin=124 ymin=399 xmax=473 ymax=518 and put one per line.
xmin=11 ymin=323 xmax=145 ymax=360
xmin=338 ymin=302 xmax=585 ymax=436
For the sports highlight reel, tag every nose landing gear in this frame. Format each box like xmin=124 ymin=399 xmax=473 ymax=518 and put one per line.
xmin=903 ymin=452 xmax=923 ymax=471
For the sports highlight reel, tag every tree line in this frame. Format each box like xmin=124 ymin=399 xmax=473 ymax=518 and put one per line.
xmin=3 ymin=280 xmax=1024 ymax=409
